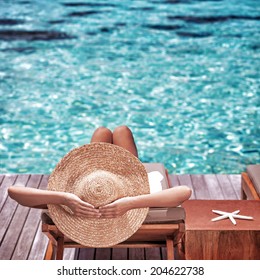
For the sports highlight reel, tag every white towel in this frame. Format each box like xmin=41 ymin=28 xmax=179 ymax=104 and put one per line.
xmin=148 ymin=171 xmax=164 ymax=193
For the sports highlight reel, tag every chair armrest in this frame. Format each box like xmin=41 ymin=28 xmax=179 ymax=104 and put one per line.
xmin=241 ymin=172 xmax=260 ymax=200
xmin=144 ymin=207 xmax=185 ymax=224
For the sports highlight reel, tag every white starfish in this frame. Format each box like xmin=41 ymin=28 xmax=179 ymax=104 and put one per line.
xmin=211 ymin=209 xmax=253 ymax=225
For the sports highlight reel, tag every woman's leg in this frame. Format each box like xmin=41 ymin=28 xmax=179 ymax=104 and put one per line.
xmin=113 ymin=126 xmax=138 ymax=157
xmin=90 ymin=127 xmax=113 ymax=143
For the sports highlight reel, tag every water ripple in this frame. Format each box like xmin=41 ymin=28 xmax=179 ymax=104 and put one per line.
xmin=0 ymin=0 xmax=259 ymax=174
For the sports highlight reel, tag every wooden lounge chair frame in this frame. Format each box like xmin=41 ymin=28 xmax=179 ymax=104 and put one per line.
xmin=241 ymin=172 xmax=260 ymax=200
xmin=42 ymin=217 xmax=185 ymax=260
xmin=42 ymin=163 xmax=185 ymax=260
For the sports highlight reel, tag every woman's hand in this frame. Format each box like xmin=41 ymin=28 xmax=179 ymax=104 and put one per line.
xmin=99 ymin=197 xmax=136 ymax=218
xmin=63 ymin=193 xmax=101 ymax=218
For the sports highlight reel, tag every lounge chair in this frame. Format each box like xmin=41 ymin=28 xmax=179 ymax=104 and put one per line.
xmin=42 ymin=163 xmax=186 ymax=260
xmin=241 ymin=164 xmax=260 ymax=200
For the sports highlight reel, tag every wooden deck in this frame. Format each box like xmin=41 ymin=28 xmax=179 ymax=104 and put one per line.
xmin=0 ymin=173 xmax=241 ymax=260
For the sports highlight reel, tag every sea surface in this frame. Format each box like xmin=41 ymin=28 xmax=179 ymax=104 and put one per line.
xmin=0 ymin=0 xmax=259 ymax=174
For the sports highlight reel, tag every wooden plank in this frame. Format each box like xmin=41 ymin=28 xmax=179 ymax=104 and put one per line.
xmin=63 ymin=248 xmax=77 ymax=260
xmin=145 ymin=248 xmax=161 ymax=260
xmin=216 ymin=174 xmax=238 ymax=199
xmin=0 ymin=175 xmax=47 ymax=260
xmin=0 ymin=202 xmax=31 ymax=259
xmin=177 ymin=175 xmax=196 ymax=199
xmin=77 ymin=248 xmax=95 ymax=260
xmin=161 ymin=247 xmax=167 ymax=260
xmin=28 ymin=175 xmax=50 ymax=259
xmin=27 ymin=174 xmax=44 ymax=189
xmin=168 ymin=174 xmax=194 ymax=200
xmin=38 ymin=174 xmax=49 ymax=190
xmin=169 ymin=174 xmax=180 ymax=187
xmin=95 ymin=248 xmax=112 ymax=260
xmin=0 ymin=174 xmax=17 ymax=211
xmin=11 ymin=208 xmax=42 ymax=260
xmin=190 ymin=175 xmax=211 ymax=199
xmin=228 ymin=175 xmax=241 ymax=199
xmin=0 ymin=175 xmax=30 ymax=245
xmin=0 ymin=175 xmax=5 ymax=186
xmin=10 ymin=175 xmax=45 ymax=259
xmin=111 ymin=248 xmax=128 ymax=260
xmin=200 ymin=174 xmax=225 ymax=199
xmin=28 ymin=221 xmax=49 ymax=260
xmin=0 ymin=192 xmax=18 ymax=245
xmin=129 ymin=248 xmax=145 ymax=260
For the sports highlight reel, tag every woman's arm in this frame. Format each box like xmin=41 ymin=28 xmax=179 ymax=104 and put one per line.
xmin=8 ymin=186 xmax=66 ymax=208
xmin=8 ymin=186 xmax=101 ymax=218
xmin=99 ymin=186 xmax=192 ymax=218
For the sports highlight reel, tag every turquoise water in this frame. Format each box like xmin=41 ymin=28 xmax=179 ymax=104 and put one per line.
xmin=0 ymin=0 xmax=259 ymax=174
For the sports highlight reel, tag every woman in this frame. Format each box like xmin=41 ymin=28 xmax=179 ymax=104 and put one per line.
xmin=8 ymin=126 xmax=192 ymax=218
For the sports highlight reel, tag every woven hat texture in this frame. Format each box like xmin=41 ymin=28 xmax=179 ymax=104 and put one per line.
xmin=47 ymin=142 xmax=150 ymax=247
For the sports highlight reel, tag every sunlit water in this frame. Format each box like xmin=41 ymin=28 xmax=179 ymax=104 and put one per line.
xmin=0 ymin=0 xmax=259 ymax=174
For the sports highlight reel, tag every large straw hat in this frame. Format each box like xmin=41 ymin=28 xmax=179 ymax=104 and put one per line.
xmin=47 ymin=142 xmax=150 ymax=247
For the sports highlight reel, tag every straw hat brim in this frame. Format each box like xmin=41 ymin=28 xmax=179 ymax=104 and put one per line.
xmin=47 ymin=142 xmax=150 ymax=247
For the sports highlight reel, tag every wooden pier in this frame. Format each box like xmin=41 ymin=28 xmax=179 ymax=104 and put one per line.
xmin=0 ymin=173 xmax=241 ymax=260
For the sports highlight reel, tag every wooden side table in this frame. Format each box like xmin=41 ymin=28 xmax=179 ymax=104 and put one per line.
xmin=182 ymin=200 xmax=260 ymax=260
